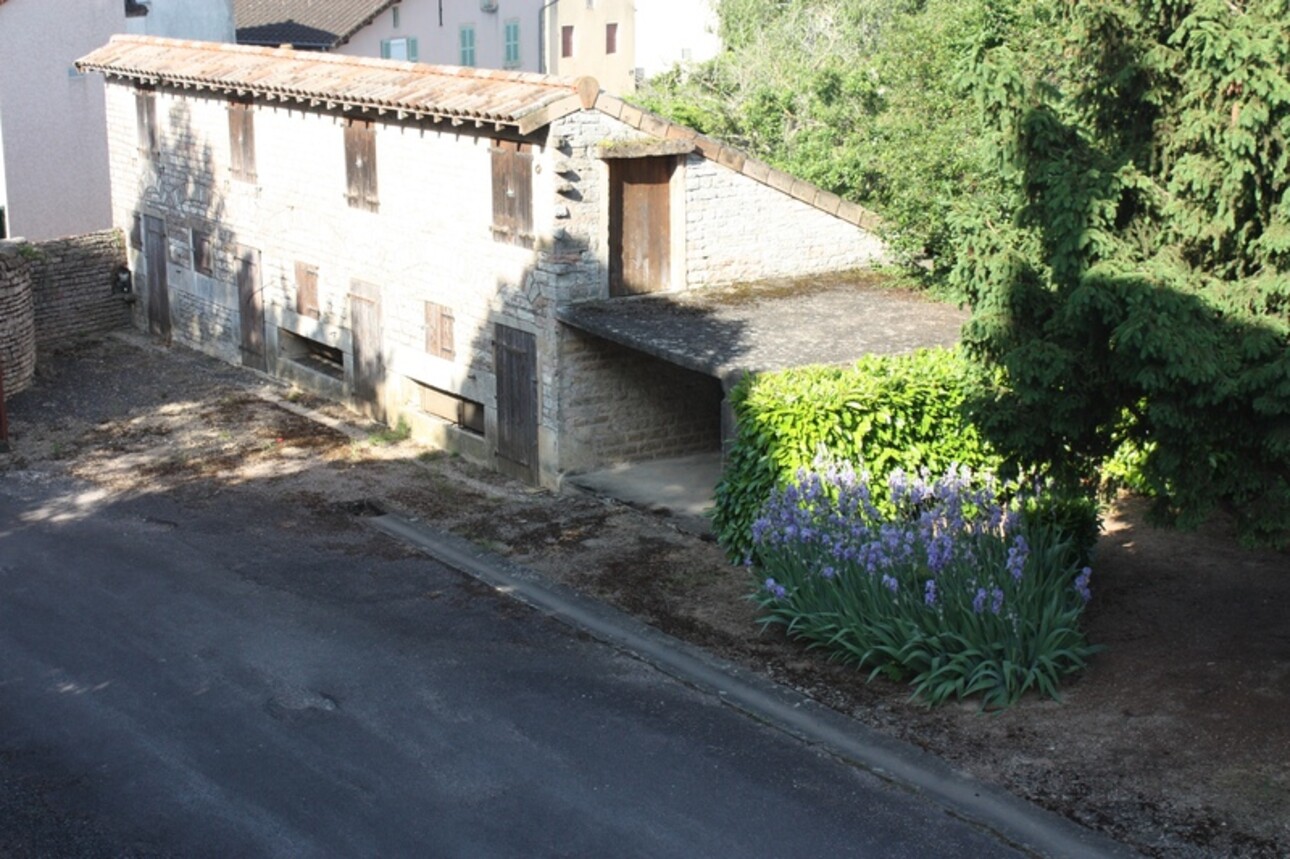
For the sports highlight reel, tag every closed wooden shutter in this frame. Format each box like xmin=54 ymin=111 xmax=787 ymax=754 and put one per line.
xmin=136 ymin=90 xmax=157 ymax=156
xmin=425 ymin=301 xmax=454 ymax=360
xmin=296 ymin=262 xmax=320 ymax=319
xmin=345 ymin=119 xmax=378 ymax=212
xmin=490 ymin=140 xmax=533 ymax=247
xmin=229 ymin=101 xmax=255 ymax=181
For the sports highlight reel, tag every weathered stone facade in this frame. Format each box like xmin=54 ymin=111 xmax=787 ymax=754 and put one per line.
xmin=90 ymin=39 xmax=887 ymax=486
xmin=0 ymin=242 xmax=36 ymax=399
xmin=30 ymin=229 xmax=131 ymax=348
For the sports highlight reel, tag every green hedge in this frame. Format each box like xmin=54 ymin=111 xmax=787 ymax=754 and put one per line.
xmin=713 ymin=348 xmax=1001 ymax=559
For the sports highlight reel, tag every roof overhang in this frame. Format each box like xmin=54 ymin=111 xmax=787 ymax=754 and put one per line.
xmin=77 ymin=35 xmax=599 ymax=134
xmin=557 ymin=274 xmax=968 ymax=382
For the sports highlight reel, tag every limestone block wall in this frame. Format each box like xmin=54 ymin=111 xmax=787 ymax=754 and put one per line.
xmin=29 ymin=229 xmax=130 ymax=347
xmin=682 ymin=155 xmax=886 ymax=286
xmin=557 ymin=328 xmax=722 ymax=472
xmin=0 ymin=242 xmax=35 ymax=398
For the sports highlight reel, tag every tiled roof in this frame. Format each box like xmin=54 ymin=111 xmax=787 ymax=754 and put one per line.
xmin=233 ymin=0 xmax=397 ymax=50
xmin=77 ymin=36 xmax=599 ymax=134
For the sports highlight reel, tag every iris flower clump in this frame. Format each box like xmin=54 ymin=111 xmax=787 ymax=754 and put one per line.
xmin=750 ymin=459 xmax=1101 ymax=708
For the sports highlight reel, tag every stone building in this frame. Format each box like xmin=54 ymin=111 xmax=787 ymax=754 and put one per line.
xmin=78 ymin=35 xmax=896 ymax=487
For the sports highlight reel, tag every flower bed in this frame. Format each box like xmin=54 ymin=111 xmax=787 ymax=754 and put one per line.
xmin=751 ymin=459 xmax=1100 ymax=708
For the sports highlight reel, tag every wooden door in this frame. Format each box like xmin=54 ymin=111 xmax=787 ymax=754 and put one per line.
xmin=348 ymin=281 xmax=384 ymax=421
xmin=236 ymin=246 xmax=266 ymax=372
xmin=609 ymin=156 xmax=675 ymax=297
xmin=494 ymin=324 xmax=538 ymax=484
xmin=142 ymin=215 xmax=171 ymax=339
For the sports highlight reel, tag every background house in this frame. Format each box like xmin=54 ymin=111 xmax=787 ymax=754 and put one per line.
xmin=234 ymin=0 xmax=545 ymax=71
xmin=542 ymin=0 xmax=721 ymax=93
xmin=78 ymin=36 xmax=898 ymax=488
xmin=0 ymin=0 xmax=233 ymax=241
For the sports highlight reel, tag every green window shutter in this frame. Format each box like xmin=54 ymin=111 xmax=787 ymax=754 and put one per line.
xmin=407 ymin=37 xmax=418 ymax=62
xmin=380 ymin=39 xmax=391 ymax=59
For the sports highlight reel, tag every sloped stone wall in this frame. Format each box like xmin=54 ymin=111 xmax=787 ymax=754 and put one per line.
xmin=0 ymin=241 xmax=36 ymax=399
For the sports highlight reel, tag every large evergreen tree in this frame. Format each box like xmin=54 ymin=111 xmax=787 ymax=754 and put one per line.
xmin=957 ymin=0 xmax=1290 ymax=546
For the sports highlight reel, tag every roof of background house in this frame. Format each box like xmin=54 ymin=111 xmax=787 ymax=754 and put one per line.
xmin=232 ymin=0 xmax=398 ymax=50
xmin=77 ymin=35 xmax=599 ymax=134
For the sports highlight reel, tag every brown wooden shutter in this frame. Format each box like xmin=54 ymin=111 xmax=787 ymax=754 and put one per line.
xmin=295 ymin=262 xmax=320 ymax=319
xmin=345 ymin=119 xmax=378 ymax=212
xmin=490 ymin=140 xmax=533 ymax=247
xmin=136 ymin=90 xmax=157 ymax=156
xmin=606 ymin=23 xmax=618 ymax=54
xmin=229 ymin=102 xmax=256 ymax=181
xmin=424 ymin=301 xmax=455 ymax=360
xmin=344 ymin=121 xmax=362 ymax=208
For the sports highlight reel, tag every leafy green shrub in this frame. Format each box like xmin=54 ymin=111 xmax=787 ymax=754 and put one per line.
xmin=752 ymin=460 xmax=1101 ymax=708
xmin=713 ymin=347 xmax=999 ymax=560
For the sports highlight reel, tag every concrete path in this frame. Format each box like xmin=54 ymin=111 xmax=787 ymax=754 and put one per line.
xmin=0 ymin=471 xmax=1045 ymax=858
xmin=566 ymin=451 xmax=722 ymax=534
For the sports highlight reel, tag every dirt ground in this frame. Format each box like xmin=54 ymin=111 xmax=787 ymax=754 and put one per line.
xmin=3 ymin=332 xmax=1288 ymax=858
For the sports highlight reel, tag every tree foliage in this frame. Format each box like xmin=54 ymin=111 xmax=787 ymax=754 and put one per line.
xmin=635 ymin=0 xmax=1060 ymax=277
xmin=956 ymin=0 xmax=1290 ymax=547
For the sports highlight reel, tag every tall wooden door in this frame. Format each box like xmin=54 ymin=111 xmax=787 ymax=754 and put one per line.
xmin=494 ymin=324 xmax=538 ymax=484
xmin=236 ymin=246 xmax=266 ymax=372
xmin=142 ymin=215 xmax=171 ymax=339
xmin=609 ymin=156 xmax=675 ymax=297
xmin=348 ymin=281 xmax=384 ymax=421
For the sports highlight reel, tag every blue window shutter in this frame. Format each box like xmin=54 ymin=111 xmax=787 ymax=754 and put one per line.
xmin=408 ymin=37 xmax=418 ymax=62
xmin=380 ymin=40 xmax=391 ymax=59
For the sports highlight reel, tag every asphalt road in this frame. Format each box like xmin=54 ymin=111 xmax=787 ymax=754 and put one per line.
xmin=0 ymin=472 xmax=1026 ymax=858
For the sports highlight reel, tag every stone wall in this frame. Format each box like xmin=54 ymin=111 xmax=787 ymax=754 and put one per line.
xmin=0 ymin=241 xmax=36 ymax=399
xmin=557 ymin=328 xmax=723 ymax=472
xmin=29 ymin=229 xmax=130 ymax=347
xmin=682 ymin=155 xmax=886 ymax=286
xmin=104 ymin=83 xmax=565 ymax=482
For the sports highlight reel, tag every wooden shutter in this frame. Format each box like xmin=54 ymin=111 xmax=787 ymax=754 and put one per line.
xmin=606 ymin=23 xmax=618 ymax=54
xmin=494 ymin=324 xmax=539 ymax=483
xmin=136 ymin=90 xmax=157 ymax=156
xmin=425 ymin=301 xmax=454 ymax=360
xmin=561 ymin=25 xmax=574 ymax=58
xmin=345 ymin=119 xmax=378 ymax=212
xmin=229 ymin=102 xmax=255 ymax=181
xmin=490 ymin=140 xmax=533 ymax=247
xmin=295 ymin=262 xmax=320 ymax=319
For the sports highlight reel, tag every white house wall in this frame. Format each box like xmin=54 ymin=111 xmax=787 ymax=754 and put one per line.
xmin=633 ymin=0 xmax=721 ymax=79
xmin=125 ymin=0 xmax=235 ymax=41
xmin=0 ymin=0 xmax=121 ymax=240
xmin=341 ymin=0 xmax=543 ymax=71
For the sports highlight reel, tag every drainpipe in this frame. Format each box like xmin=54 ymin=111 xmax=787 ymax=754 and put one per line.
xmin=538 ymin=0 xmax=560 ymax=74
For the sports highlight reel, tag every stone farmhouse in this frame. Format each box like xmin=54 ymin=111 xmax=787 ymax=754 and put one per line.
xmin=76 ymin=35 xmax=902 ymax=487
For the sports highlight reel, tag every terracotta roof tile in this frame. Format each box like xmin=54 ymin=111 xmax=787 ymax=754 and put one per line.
xmin=77 ymin=35 xmax=595 ymax=133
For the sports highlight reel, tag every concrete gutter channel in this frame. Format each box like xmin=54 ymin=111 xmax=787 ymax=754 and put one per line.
xmin=365 ymin=513 xmax=1141 ymax=859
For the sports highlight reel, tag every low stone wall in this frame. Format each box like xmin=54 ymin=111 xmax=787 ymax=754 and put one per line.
xmin=30 ymin=229 xmax=130 ymax=347
xmin=0 ymin=241 xmax=36 ymax=399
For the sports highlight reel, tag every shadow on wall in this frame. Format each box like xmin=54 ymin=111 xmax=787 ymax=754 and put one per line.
xmin=126 ymin=90 xmax=754 ymax=489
